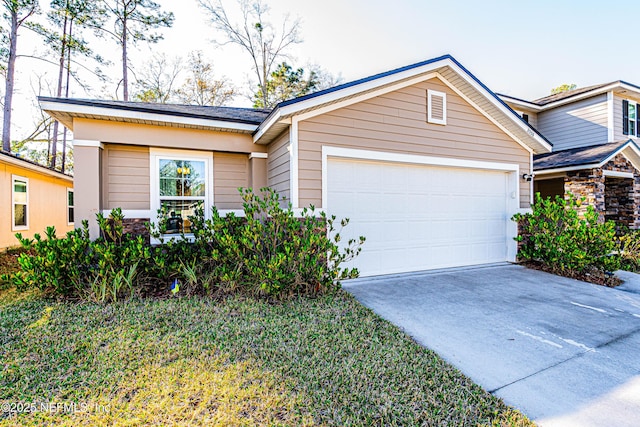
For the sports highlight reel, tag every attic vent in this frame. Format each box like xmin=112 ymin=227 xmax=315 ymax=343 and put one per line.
xmin=427 ymin=90 xmax=447 ymax=125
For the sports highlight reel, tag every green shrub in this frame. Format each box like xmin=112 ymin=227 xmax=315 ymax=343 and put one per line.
xmin=618 ymin=230 xmax=640 ymax=272
xmin=10 ymin=209 xmax=168 ymax=302
xmin=11 ymin=188 xmax=364 ymax=302
xmin=150 ymin=188 xmax=365 ymax=299
xmin=513 ymin=193 xmax=620 ymax=274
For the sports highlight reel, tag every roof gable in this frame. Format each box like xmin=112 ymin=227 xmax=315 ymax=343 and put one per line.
xmin=254 ymin=55 xmax=551 ymax=154
xmin=534 ymin=139 xmax=640 ymax=172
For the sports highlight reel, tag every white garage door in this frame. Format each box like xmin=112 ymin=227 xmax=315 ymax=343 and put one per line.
xmin=327 ymin=157 xmax=512 ymax=277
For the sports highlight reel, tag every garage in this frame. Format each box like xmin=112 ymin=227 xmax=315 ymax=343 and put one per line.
xmin=327 ymin=155 xmax=519 ymax=277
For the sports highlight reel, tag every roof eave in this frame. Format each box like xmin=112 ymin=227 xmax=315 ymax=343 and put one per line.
xmin=0 ymin=152 xmax=73 ymax=181
xmin=39 ymin=98 xmax=260 ymax=133
xmin=255 ymin=56 xmax=551 ymax=154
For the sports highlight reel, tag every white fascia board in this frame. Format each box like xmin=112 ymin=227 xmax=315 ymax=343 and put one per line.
xmin=40 ymin=100 xmax=257 ymax=133
xmin=498 ymin=95 xmax=543 ymax=112
xmin=445 ymin=62 xmax=552 ymax=153
xmin=535 ymin=164 xmax=601 ymax=174
xmin=603 ymin=170 xmax=634 ymax=179
xmin=536 ymin=83 xmax=622 ymax=111
xmin=1 ymin=154 xmax=73 ymax=182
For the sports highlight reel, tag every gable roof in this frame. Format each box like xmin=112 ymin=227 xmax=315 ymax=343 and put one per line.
xmin=0 ymin=150 xmax=73 ymax=181
xmin=39 ymin=97 xmax=271 ymax=133
xmin=254 ymin=54 xmax=552 ymax=154
xmin=532 ymin=83 xmax=614 ymax=106
xmin=39 ymin=55 xmax=551 ymax=155
xmin=500 ymin=80 xmax=640 ymax=112
xmin=534 ymin=139 xmax=640 ymax=173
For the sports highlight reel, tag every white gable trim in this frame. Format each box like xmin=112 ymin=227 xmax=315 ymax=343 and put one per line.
xmin=607 ymin=91 xmax=615 ymax=142
xmin=254 ymin=57 xmax=550 ymax=153
xmin=436 ymin=75 xmax=535 ymax=155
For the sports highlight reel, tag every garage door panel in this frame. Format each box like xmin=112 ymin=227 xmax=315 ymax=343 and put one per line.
xmin=328 ymin=158 xmax=510 ymax=276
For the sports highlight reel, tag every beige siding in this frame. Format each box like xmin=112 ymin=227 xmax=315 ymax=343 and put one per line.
xmin=1 ymin=160 xmax=73 ymax=249
xmin=537 ymin=94 xmax=608 ymax=150
xmin=267 ymin=130 xmax=290 ymax=202
xmin=73 ymin=119 xmax=262 ymax=154
xmin=213 ymin=153 xmax=249 ymax=209
xmin=104 ymin=145 xmax=150 ymax=210
xmin=613 ymin=93 xmax=640 ymax=143
xmin=297 ymin=78 xmax=532 ymax=208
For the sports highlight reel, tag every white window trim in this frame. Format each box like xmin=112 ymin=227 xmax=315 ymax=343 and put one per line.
xmin=427 ymin=89 xmax=447 ymax=125
xmin=67 ymin=188 xmax=74 ymax=226
xmin=624 ymin=99 xmax=638 ymax=137
xmin=12 ymin=174 xmax=29 ymax=231
xmin=149 ymin=148 xmax=214 ymax=244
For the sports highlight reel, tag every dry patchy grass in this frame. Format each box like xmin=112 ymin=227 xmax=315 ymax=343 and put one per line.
xmin=0 ymin=288 xmax=534 ymax=426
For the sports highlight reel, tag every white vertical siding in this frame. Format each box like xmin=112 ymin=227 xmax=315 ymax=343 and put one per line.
xmin=537 ymin=94 xmax=608 ymax=150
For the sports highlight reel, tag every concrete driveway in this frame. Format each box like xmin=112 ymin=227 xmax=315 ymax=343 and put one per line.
xmin=343 ymin=263 xmax=640 ymax=427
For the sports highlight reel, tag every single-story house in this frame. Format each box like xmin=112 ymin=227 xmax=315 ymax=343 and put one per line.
xmin=1 ymin=150 xmax=74 ymax=249
xmin=40 ymin=55 xmax=551 ymax=277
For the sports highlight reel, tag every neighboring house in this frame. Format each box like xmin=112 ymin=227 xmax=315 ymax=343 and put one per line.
xmin=40 ymin=55 xmax=551 ymax=277
xmin=500 ymin=82 xmax=640 ymax=227
xmin=1 ymin=150 xmax=74 ymax=249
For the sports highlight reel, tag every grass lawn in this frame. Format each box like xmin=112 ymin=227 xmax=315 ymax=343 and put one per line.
xmin=0 ymin=286 xmax=534 ymax=426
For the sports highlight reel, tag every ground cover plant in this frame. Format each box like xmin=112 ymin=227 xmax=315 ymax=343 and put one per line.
xmin=513 ymin=193 xmax=621 ymax=286
xmin=0 ymin=286 xmax=533 ymax=426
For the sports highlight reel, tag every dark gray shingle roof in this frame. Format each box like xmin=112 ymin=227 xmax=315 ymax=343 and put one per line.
xmin=533 ymin=140 xmax=634 ymax=170
xmin=38 ymin=97 xmax=272 ymax=125
xmin=531 ymin=83 xmax=615 ymax=106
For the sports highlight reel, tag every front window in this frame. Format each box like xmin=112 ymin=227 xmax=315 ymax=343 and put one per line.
xmin=623 ymin=100 xmax=639 ymax=137
xmin=152 ymin=151 xmax=211 ymax=237
xmin=12 ymin=176 xmax=28 ymax=230
xmin=67 ymin=189 xmax=74 ymax=225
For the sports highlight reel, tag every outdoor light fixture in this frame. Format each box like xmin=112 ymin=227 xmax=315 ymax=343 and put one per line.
xmin=522 ymin=173 xmax=534 ymax=182
xmin=176 ymin=167 xmax=191 ymax=175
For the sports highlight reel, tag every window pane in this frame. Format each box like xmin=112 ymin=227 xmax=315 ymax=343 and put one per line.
xmin=630 ymin=103 xmax=636 ymax=120
xmin=160 ymin=178 xmax=181 ymax=197
xmin=631 ymin=120 xmax=636 ymax=137
xmin=14 ymin=181 xmax=26 ymax=194
xmin=68 ymin=191 xmax=74 ymax=206
xmin=159 ymin=159 xmax=206 ymax=197
xmin=14 ymin=204 xmax=26 ymax=227
xmin=160 ymin=200 xmax=202 ymax=234
xmin=159 ymin=159 xmax=178 ymax=179
xmin=68 ymin=207 xmax=74 ymax=224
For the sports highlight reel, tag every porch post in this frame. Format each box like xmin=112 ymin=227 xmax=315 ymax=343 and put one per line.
xmin=73 ymin=139 xmax=103 ymax=239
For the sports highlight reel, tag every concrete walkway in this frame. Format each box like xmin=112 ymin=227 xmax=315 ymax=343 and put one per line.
xmin=343 ymin=264 xmax=640 ymax=427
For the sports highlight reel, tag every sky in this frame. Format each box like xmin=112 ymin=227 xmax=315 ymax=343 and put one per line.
xmin=8 ymin=0 xmax=640 ymax=140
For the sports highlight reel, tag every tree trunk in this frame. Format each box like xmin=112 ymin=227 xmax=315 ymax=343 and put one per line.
xmin=122 ymin=16 xmax=128 ymax=101
xmin=2 ymin=12 xmax=19 ymax=152
xmin=62 ymin=18 xmax=73 ymax=171
xmin=50 ymin=10 xmax=69 ymax=169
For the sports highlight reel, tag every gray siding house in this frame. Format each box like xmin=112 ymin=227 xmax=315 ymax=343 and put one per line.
xmin=501 ymin=82 xmax=640 ymax=227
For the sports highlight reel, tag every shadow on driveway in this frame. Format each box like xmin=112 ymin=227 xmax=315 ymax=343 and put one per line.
xmin=343 ymin=263 xmax=640 ymax=427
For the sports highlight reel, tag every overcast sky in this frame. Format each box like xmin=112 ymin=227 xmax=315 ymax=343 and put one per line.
xmin=9 ymin=0 xmax=640 ymax=139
